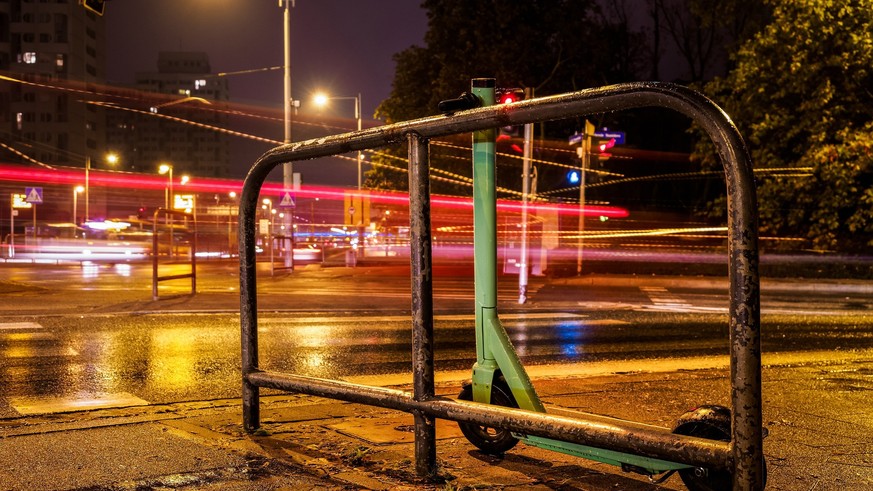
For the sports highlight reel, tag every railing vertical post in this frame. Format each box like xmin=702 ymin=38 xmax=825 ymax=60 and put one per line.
xmin=723 ymin=127 xmax=763 ymax=490
xmin=408 ymin=132 xmax=437 ymax=477
xmin=240 ymin=185 xmax=261 ymax=432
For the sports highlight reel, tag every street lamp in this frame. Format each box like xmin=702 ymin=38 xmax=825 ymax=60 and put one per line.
xmin=312 ymin=92 xmax=363 ymax=191
xmin=72 ymin=186 xmax=84 ymax=225
xmin=158 ymin=163 xmax=173 ymax=209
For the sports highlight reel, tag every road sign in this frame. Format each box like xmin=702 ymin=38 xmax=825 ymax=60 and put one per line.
xmin=278 ymin=191 xmax=296 ymax=208
xmin=12 ymin=194 xmax=32 ymax=209
xmin=592 ymin=130 xmax=625 ymax=145
xmin=25 ymin=187 xmax=43 ymax=204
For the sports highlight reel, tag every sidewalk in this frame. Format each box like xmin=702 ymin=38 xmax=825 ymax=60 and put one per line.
xmin=2 ymin=356 xmax=873 ymax=490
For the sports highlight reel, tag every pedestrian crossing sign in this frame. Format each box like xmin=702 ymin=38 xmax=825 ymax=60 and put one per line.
xmin=25 ymin=187 xmax=43 ymax=204
xmin=278 ymin=192 xmax=296 ymax=208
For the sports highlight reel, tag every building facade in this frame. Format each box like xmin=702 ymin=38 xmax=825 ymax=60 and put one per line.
xmin=0 ymin=0 xmax=106 ymax=167
xmin=107 ymin=51 xmax=230 ymax=178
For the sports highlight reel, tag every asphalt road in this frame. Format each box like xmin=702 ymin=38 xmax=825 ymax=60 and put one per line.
xmin=2 ymin=307 xmax=872 ymax=419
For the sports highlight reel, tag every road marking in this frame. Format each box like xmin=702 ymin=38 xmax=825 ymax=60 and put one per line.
xmin=343 ymin=349 xmax=873 ymax=387
xmin=639 ymin=286 xmax=693 ymax=311
xmin=0 ymin=321 xmax=43 ymax=330
xmin=9 ymin=392 xmax=149 ymax=416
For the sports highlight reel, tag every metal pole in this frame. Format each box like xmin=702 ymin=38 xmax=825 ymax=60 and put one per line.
xmin=72 ymin=189 xmax=78 ymax=225
xmin=84 ymin=157 xmax=90 ymax=222
xmin=9 ymin=194 xmax=14 ymax=258
xmin=576 ymin=120 xmax=593 ymax=275
xmin=282 ymin=0 xmax=294 ymax=271
xmin=518 ymin=87 xmax=534 ymax=303
xmin=408 ymin=133 xmax=436 ymax=477
xmin=356 ymin=93 xmax=362 ymax=191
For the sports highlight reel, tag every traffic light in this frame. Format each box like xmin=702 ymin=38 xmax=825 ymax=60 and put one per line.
xmin=567 ymin=170 xmax=581 ymax=184
xmin=496 ymin=88 xmax=525 ymax=143
xmin=596 ymin=137 xmax=615 ymax=161
xmin=496 ymin=88 xmax=524 ymax=105
xmin=81 ymin=0 xmax=105 ymax=16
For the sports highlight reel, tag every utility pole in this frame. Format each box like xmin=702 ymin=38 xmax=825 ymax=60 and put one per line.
xmin=281 ymin=0 xmax=295 ymax=270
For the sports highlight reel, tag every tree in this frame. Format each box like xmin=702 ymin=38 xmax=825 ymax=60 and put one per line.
xmin=655 ymin=0 xmax=770 ymax=82
xmin=696 ymin=0 xmax=873 ymax=251
xmin=370 ymin=0 xmax=649 ymax=194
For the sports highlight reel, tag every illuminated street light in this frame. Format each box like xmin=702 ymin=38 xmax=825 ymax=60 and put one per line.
xmin=313 ymin=92 xmax=363 ymax=191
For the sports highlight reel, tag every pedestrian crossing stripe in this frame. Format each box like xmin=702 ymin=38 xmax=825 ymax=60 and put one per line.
xmin=0 ymin=322 xmax=43 ymax=330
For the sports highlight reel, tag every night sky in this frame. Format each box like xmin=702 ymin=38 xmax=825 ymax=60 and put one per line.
xmin=104 ymin=0 xmax=428 ymax=181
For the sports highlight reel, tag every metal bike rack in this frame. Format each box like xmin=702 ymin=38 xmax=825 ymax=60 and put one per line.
xmin=239 ymin=82 xmax=763 ymax=489
xmin=152 ymin=207 xmax=197 ymax=300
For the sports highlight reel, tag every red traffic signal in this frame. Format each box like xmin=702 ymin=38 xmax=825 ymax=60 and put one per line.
xmin=496 ymin=88 xmax=524 ymax=105
xmin=598 ymin=138 xmax=616 ymax=153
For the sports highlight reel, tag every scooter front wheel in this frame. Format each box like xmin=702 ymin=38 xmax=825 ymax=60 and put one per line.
xmin=457 ymin=383 xmax=520 ymax=455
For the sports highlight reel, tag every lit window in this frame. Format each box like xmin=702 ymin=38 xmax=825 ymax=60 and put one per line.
xmin=56 ymin=54 xmax=64 ymax=68
xmin=23 ymin=52 xmax=37 ymax=64
xmin=194 ymin=79 xmax=206 ymax=90
xmin=16 ymin=113 xmax=23 ymax=130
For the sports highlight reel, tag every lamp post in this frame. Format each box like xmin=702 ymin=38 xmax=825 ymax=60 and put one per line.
xmin=281 ymin=0 xmax=295 ymax=271
xmin=159 ymin=163 xmax=174 ymax=258
xmin=158 ymin=163 xmax=173 ymax=209
xmin=72 ymin=186 xmax=84 ymax=225
xmin=313 ymin=92 xmax=363 ymax=191
xmin=84 ymin=152 xmax=119 ymax=222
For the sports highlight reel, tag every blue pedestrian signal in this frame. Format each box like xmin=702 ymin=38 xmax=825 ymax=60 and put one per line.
xmin=567 ymin=170 xmax=580 ymax=184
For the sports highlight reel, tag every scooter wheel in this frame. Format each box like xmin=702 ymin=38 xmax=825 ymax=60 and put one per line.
xmin=457 ymin=382 xmax=519 ymax=455
xmin=672 ymin=405 xmax=767 ymax=491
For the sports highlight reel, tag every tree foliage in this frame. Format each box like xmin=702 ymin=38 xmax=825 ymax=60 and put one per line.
xmin=370 ymin=0 xmax=648 ymax=193
xmin=696 ymin=0 xmax=873 ymax=251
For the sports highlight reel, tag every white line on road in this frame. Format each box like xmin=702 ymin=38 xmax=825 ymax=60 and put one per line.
xmin=343 ymin=349 xmax=873 ymax=388
xmin=0 ymin=322 xmax=43 ymax=330
xmin=9 ymin=392 xmax=150 ymax=416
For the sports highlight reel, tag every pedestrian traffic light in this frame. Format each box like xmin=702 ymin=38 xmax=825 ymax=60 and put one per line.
xmin=567 ymin=170 xmax=581 ymax=184
xmin=81 ymin=0 xmax=105 ymax=16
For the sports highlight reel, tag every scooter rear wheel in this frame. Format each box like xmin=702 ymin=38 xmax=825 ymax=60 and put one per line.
xmin=457 ymin=382 xmax=519 ymax=455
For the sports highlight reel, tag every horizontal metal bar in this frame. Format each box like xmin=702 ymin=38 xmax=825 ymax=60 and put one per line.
xmin=156 ymin=273 xmax=194 ymax=282
xmin=246 ymin=370 xmax=731 ymax=470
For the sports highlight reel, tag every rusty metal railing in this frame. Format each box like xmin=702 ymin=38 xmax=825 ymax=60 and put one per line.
xmin=239 ymin=82 xmax=763 ymax=489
